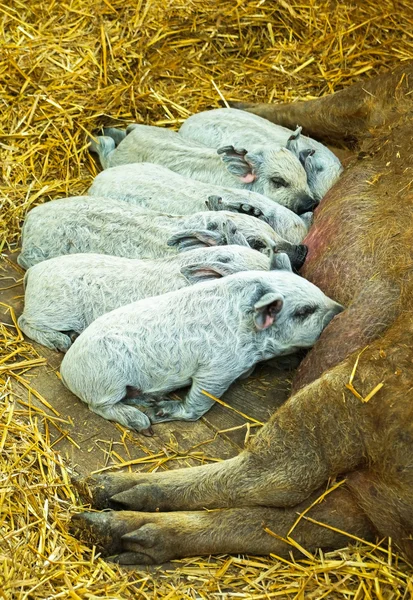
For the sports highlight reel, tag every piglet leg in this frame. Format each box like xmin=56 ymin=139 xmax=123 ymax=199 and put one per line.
xmin=92 ymin=402 xmax=153 ymax=436
xmin=71 ymin=486 xmax=374 ymax=564
xmin=208 ymin=195 xmax=266 ymax=220
xmin=18 ymin=315 xmax=73 ymax=353
xmin=144 ymin=375 xmax=234 ymax=424
xmin=102 ymin=127 xmax=126 ymax=146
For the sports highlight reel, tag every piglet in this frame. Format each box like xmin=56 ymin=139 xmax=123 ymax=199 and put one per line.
xmin=60 ymin=269 xmax=343 ymax=434
xmin=18 ymin=245 xmax=284 ymax=352
xmin=89 ymin=123 xmax=316 ymax=215
xmin=179 ymin=108 xmax=343 ymax=200
xmin=88 ymin=163 xmax=312 ymax=244
xmin=17 ymin=197 xmax=307 ymax=270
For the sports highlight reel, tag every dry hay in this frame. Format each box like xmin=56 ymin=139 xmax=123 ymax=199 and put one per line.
xmin=1 ymin=0 xmax=413 ymax=597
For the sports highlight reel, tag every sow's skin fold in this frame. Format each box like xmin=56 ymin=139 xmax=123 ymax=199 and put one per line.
xmin=71 ymin=64 xmax=413 ymax=565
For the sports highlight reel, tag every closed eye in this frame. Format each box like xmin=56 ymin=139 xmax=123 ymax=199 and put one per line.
xmin=249 ymin=238 xmax=266 ymax=251
xmin=215 ymin=254 xmax=231 ymax=263
xmin=294 ymin=305 xmax=317 ymax=319
xmin=207 ymin=222 xmax=218 ymax=231
xmin=271 ymin=176 xmax=288 ymax=188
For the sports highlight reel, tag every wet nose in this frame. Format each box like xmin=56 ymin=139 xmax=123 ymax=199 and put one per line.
xmin=291 ymin=244 xmax=308 ymax=272
xmin=297 ymin=195 xmax=319 ymax=215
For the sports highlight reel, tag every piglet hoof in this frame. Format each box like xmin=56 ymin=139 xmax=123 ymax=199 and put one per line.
xmin=140 ymin=426 xmax=155 ymax=437
xmin=68 ymin=330 xmax=79 ymax=344
xmin=145 ymin=397 xmax=162 ymax=406
xmin=241 ymin=204 xmax=263 ymax=218
xmin=144 ymin=400 xmax=184 ymax=424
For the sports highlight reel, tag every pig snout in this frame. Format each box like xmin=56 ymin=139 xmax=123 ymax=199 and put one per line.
xmin=322 ymin=302 xmax=345 ymax=328
xmin=274 ymin=242 xmax=307 ymax=272
xmin=288 ymin=244 xmax=308 ymax=272
xmin=296 ymin=195 xmax=319 ymax=215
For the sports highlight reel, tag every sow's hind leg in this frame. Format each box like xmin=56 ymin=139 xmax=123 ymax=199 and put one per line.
xmin=73 ymin=376 xmax=363 ymax=514
xmin=73 ymin=316 xmax=413 ymax=520
xmin=71 ymin=486 xmax=375 ymax=564
xmin=230 ymin=63 xmax=413 ymax=143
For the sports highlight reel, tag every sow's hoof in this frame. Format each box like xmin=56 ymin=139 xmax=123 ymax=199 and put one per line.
xmin=71 ymin=472 xmax=147 ymax=510
xmin=70 ymin=512 xmax=123 ymax=557
xmin=70 ymin=511 xmax=178 ymax=564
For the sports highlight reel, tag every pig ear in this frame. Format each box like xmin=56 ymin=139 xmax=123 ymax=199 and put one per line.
xmin=167 ymin=229 xmax=224 ymax=251
xmin=286 ymin=126 xmax=302 ymax=156
xmin=299 ymin=148 xmax=316 ymax=170
xmin=180 ymin=261 xmax=237 ymax=283
xmin=202 ymin=203 xmax=251 ymax=247
xmin=221 ymin=221 xmax=250 ymax=247
xmin=269 ymin=252 xmax=292 ymax=272
xmin=253 ymin=292 xmax=284 ymax=330
xmin=217 ymin=146 xmax=257 ymax=183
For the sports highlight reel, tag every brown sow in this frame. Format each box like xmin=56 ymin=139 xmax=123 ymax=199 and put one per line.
xmin=71 ymin=63 xmax=413 ymax=565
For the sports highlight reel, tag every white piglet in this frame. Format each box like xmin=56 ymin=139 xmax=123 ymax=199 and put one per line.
xmin=17 ymin=197 xmax=308 ymax=270
xmin=18 ymin=246 xmax=286 ymax=352
xmin=89 ymin=124 xmax=317 ymax=215
xmin=179 ymin=108 xmax=343 ymax=200
xmin=88 ymin=163 xmax=312 ymax=244
xmin=60 ymin=270 xmax=343 ymax=435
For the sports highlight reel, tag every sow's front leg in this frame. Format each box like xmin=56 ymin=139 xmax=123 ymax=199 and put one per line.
xmin=230 ymin=63 xmax=413 ymax=143
xmin=71 ymin=486 xmax=374 ymax=564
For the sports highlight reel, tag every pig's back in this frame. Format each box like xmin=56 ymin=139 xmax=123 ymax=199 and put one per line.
xmin=19 ymin=196 xmax=181 ymax=266
xmin=180 ymin=107 xmax=338 ymax=158
xmin=105 ymin=124 xmax=210 ymax=169
xmin=61 ymin=280 xmax=248 ymax=393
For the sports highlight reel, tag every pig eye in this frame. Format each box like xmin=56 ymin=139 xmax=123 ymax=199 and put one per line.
xmin=207 ymin=222 xmax=218 ymax=231
xmin=271 ymin=177 xmax=288 ymax=188
xmin=294 ymin=305 xmax=317 ymax=319
xmin=249 ymin=238 xmax=266 ymax=251
xmin=215 ymin=254 xmax=231 ymax=263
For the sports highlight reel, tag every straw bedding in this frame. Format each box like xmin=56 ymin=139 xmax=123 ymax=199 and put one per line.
xmin=1 ymin=0 xmax=413 ymax=596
